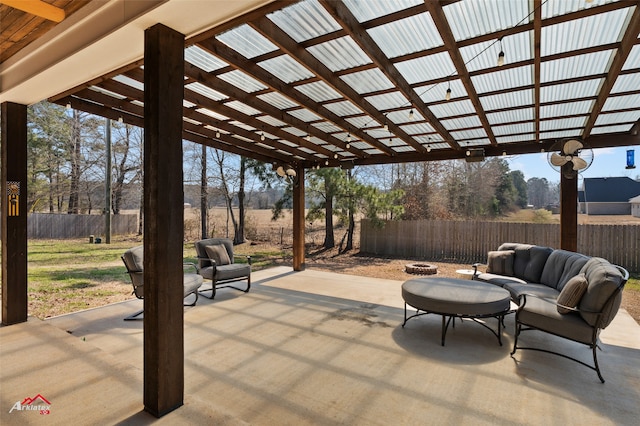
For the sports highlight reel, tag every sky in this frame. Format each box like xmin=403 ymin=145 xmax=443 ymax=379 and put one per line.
xmin=505 ymin=146 xmax=639 ymax=185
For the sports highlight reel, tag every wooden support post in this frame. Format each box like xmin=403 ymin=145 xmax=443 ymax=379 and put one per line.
xmin=1 ymin=102 xmax=28 ymax=325
xmin=293 ymin=166 xmax=305 ymax=271
xmin=560 ymin=165 xmax=578 ymax=252
xmin=143 ymin=23 xmax=185 ymax=417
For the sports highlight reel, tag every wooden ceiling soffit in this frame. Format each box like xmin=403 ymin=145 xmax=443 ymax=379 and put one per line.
xmin=319 ymin=0 xmax=459 ymax=151
xmin=248 ymin=15 xmax=427 ymax=153
xmin=583 ymin=5 xmax=640 ymax=138
xmin=195 ymin=38 xmax=395 ymax=156
xmin=426 ymin=1 xmax=497 ymax=147
xmin=183 ymin=61 xmax=370 ymax=158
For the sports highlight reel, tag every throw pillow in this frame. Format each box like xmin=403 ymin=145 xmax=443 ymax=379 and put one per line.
xmin=486 ymin=250 xmax=515 ymax=276
xmin=557 ymin=273 xmax=588 ymax=314
xmin=205 ymin=244 xmax=231 ymax=266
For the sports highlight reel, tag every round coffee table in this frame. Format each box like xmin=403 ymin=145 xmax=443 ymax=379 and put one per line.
xmin=401 ymin=277 xmax=512 ymax=346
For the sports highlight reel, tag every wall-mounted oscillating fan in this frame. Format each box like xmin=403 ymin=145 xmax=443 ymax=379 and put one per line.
xmin=547 ymin=139 xmax=594 ymax=178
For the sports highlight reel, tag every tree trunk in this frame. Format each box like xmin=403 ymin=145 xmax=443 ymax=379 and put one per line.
xmin=323 ymin=177 xmax=335 ymax=249
xmin=67 ymin=109 xmax=81 ymax=214
xmin=200 ymin=144 xmax=208 ymax=239
xmin=235 ymin=157 xmax=246 ymax=244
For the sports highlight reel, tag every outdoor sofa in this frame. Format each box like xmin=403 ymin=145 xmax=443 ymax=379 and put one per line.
xmin=472 ymin=243 xmax=629 ymax=382
xmin=194 ymin=238 xmax=251 ymax=300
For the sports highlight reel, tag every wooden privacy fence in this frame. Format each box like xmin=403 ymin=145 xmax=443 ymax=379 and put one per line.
xmin=360 ymin=219 xmax=640 ymax=273
xmin=28 ymin=213 xmax=138 ymax=239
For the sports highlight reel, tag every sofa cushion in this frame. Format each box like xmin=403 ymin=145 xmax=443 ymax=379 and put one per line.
xmin=579 ymin=258 xmax=625 ymax=328
xmin=518 ymin=295 xmax=595 ymax=344
xmin=216 ymin=263 xmax=251 ymax=281
xmin=498 ymin=243 xmax=553 ymax=283
xmin=475 ymin=273 xmax=526 ymax=288
xmin=486 ymin=250 xmax=515 ymax=276
xmin=205 ymin=244 xmax=231 ymax=266
xmin=556 ymin=274 xmax=588 ymax=314
xmin=540 ymin=250 xmax=590 ymax=290
xmin=503 ymin=282 xmax=560 ymax=301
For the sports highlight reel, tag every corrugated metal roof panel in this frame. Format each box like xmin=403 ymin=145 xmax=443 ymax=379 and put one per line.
xmin=90 ymin=86 xmax=127 ymax=100
xmin=218 ymin=70 xmax=267 ymax=93
xmin=393 ymin=145 xmax=416 ymax=153
xmin=462 ymin=139 xmax=491 ymax=147
xmin=400 ymin=123 xmax=436 ymax=135
xmin=492 ymin=122 xmax=535 ymax=136
xmin=307 ymin=36 xmax=372 ymax=72
xmin=591 ymin=124 xmax=634 ymax=134
xmin=415 ymin=78 xmax=468 ymax=103
xmin=602 ymin=94 xmax=640 ymax=111
xmin=480 ymin=89 xmax=534 ymax=110
xmin=414 ymin=135 xmax=444 ymax=144
xmin=443 ymin=0 xmax=530 ymax=41
xmin=343 ymin=0 xmax=423 ymax=23
xmin=539 ymin=129 xmax=581 ymax=139
xmin=442 ymin=115 xmax=482 ymax=130
xmin=229 ymin=121 xmax=257 ymax=132
xmin=345 ymin=116 xmax=379 ymax=129
xmin=259 ymin=55 xmax=315 ymax=84
xmin=113 ymin=75 xmax=144 ymax=91
xmin=287 ymin=108 xmax=323 ymax=122
xmin=324 ymin=100 xmax=364 ymax=117
xmin=622 ymin=44 xmax=640 ymax=70
xmin=541 ymin=7 xmax=629 ymax=56
xmin=486 ymin=108 xmax=534 ymax=124
xmin=471 ymin=65 xmax=533 ymax=94
xmin=395 ymin=52 xmax=455 ymax=85
xmin=185 ymin=82 xmax=228 ymax=101
xmin=496 ymin=134 xmax=535 ymax=143
xmin=542 ymin=0 xmax=621 ymax=20
xmin=461 ymin=31 xmax=532 ymax=73
xmin=540 ymin=100 xmax=593 ymax=118
xmin=185 ymin=46 xmax=228 ymax=72
xmin=365 ymin=91 xmax=410 ymax=111
xmin=267 ymin=0 xmax=340 ymax=43
xmin=429 ymin=99 xmax=476 ymax=118
xmin=611 ymin=73 xmax=640 ymax=93
xmin=595 ymin=111 xmax=639 ymax=125
xmin=195 ymin=108 xmax=228 ymax=121
xmin=294 ymin=81 xmax=342 ymax=102
xmin=366 ymin=12 xmax=443 ymax=58
xmin=451 ymin=128 xmax=488 ymax=140
xmin=540 ymin=117 xmax=587 ymax=131
xmin=217 ymin=24 xmax=277 ymax=59
xmin=225 ymin=101 xmax=262 ymax=117
xmin=540 ymin=78 xmax=604 ymax=103
xmin=312 ymin=121 xmax=342 ymax=133
xmin=283 ymin=126 xmax=306 ymax=137
xmin=340 ymin=68 xmax=394 ymax=94
xmin=258 ymin=116 xmax=287 ymax=127
xmin=541 ymin=50 xmax=614 ymax=83
xmin=257 ymin=92 xmax=300 ymax=110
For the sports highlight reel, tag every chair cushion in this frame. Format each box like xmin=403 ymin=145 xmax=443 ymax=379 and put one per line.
xmin=540 ymin=250 xmax=589 ymax=290
xmin=498 ymin=243 xmax=553 ymax=283
xmin=579 ymin=257 xmax=625 ymax=328
xmin=486 ymin=250 xmax=514 ymax=276
xmin=475 ymin=273 xmax=526 ymax=288
xmin=556 ymin=274 xmax=588 ymax=314
xmin=183 ymin=273 xmax=203 ymax=295
xmin=518 ymin=296 xmax=595 ymax=344
xmin=503 ymin=282 xmax=560 ymax=301
xmin=205 ymin=244 xmax=231 ymax=266
xmin=216 ymin=263 xmax=251 ymax=281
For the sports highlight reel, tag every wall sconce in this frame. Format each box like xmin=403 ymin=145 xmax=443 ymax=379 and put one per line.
xmin=276 ymin=165 xmax=298 ymax=186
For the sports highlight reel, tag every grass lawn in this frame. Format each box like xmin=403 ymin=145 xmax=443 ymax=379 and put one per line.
xmin=21 ymin=237 xmax=290 ymax=319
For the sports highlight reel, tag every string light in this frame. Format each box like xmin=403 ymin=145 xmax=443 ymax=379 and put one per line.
xmin=260 ymin=131 xmax=265 ymax=141
xmin=65 ymin=102 xmax=71 ymax=109
xmin=408 ymin=108 xmax=414 ymax=120
xmin=445 ymin=86 xmax=451 ymax=101
xmin=306 ymin=134 xmax=311 ymax=141
xmin=216 ymin=130 xmax=221 ymax=138
xmin=497 ymin=37 xmax=505 ymax=66
xmin=325 ymin=159 xmax=329 ymax=166
xmin=118 ymin=116 xmax=123 ymax=123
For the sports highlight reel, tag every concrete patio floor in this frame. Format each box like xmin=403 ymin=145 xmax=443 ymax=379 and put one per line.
xmin=1 ymin=267 xmax=639 ymax=425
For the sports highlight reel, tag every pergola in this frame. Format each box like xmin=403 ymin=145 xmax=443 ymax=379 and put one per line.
xmin=2 ymin=0 xmax=640 ymax=418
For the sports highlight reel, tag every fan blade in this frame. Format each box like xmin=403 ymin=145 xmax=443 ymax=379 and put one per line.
xmin=550 ymin=152 xmax=568 ymax=167
xmin=572 ymin=156 xmax=588 ymax=171
xmin=564 ymin=139 xmax=583 ymax=155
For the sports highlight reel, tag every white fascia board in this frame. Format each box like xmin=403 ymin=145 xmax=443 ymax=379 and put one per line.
xmin=0 ymin=0 xmax=273 ymax=105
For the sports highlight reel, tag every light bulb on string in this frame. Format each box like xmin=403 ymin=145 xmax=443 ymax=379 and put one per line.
xmin=216 ymin=130 xmax=221 ymax=138
xmin=408 ymin=108 xmax=414 ymax=120
xmin=445 ymin=87 xmax=451 ymax=101
xmin=260 ymin=132 xmax=265 ymax=141
xmin=497 ymin=37 xmax=505 ymax=67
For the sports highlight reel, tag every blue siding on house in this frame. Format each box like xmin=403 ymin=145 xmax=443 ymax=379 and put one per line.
xmin=582 ymin=177 xmax=640 ymax=203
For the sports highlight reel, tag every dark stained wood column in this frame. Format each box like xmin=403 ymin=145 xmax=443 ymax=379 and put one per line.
xmin=1 ymin=102 xmax=28 ymax=326
xmin=143 ymin=24 xmax=185 ymax=417
xmin=560 ymin=165 xmax=578 ymax=252
xmin=292 ymin=166 xmax=305 ymax=271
